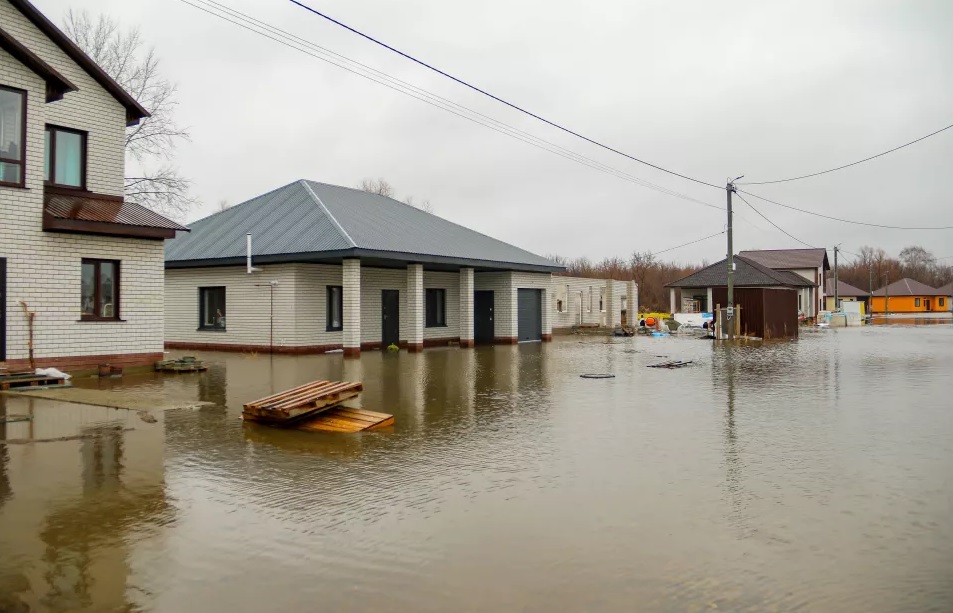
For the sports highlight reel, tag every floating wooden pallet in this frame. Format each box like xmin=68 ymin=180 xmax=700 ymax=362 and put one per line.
xmin=294 ymin=406 xmax=394 ymax=433
xmin=0 ymin=374 xmax=67 ymax=390
xmin=243 ymin=380 xmax=364 ymax=424
xmin=155 ymin=359 xmax=208 ymax=373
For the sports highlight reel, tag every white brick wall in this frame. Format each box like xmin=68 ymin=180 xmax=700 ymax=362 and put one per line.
xmin=406 ymin=264 xmax=423 ymax=346
xmin=550 ymin=277 xmax=630 ymax=329
xmin=342 ymin=259 xmax=361 ymax=349
xmin=1 ymin=6 xmax=163 ymax=363
xmin=474 ymin=271 xmax=514 ymax=339
xmin=459 ymin=267 xmax=474 ymax=343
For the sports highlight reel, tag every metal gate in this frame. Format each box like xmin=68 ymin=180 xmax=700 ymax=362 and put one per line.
xmin=517 ymin=288 xmax=542 ymax=342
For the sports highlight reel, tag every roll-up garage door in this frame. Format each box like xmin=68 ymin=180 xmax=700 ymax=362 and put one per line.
xmin=517 ymin=288 xmax=542 ymax=342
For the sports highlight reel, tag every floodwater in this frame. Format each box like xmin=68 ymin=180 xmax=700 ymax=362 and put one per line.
xmin=1 ymin=326 xmax=952 ymax=612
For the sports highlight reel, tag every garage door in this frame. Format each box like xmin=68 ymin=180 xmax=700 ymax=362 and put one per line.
xmin=517 ymin=288 xmax=542 ymax=342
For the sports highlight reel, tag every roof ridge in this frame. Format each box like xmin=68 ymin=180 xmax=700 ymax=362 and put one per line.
xmin=300 ymin=180 xmax=357 ymax=248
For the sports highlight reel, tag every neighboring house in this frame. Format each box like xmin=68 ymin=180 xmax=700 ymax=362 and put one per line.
xmin=737 ymin=248 xmax=830 ymax=318
xmin=665 ymin=256 xmax=815 ymax=339
xmin=937 ymin=283 xmax=953 ymax=311
xmin=551 ymin=277 xmax=636 ymax=332
xmin=824 ymin=278 xmax=869 ymax=312
xmin=0 ymin=0 xmax=187 ymax=371
xmin=164 ymin=180 xmax=565 ymax=355
xmin=870 ymin=278 xmax=949 ymax=313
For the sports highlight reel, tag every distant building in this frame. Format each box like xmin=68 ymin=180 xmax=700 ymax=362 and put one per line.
xmin=551 ymin=277 xmax=635 ymax=332
xmin=937 ymin=283 xmax=953 ymax=311
xmin=870 ymin=279 xmax=949 ymax=313
xmin=737 ymin=248 xmax=830 ymax=317
xmin=824 ymin=278 xmax=869 ymax=312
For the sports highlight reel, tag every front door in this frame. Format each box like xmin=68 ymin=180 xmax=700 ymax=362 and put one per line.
xmin=474 ymin=290 xmax=494 ymax=344
xmin=0 ymin=258 xmax=6 ymax=361
xmin=381 ymin=290 xmax=400 ymax=348
xmin=924 ymin=299 xmax=931 ymax=311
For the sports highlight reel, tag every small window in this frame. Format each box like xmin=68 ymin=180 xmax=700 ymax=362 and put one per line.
xmin=199 ymin=287 xmax=226 ymax=330
xmin=915 ymin=298 xmax=921 ymax=307
xmin=426 ymin=288 xmax=446 ymax=327
xmin=81 ymin=259 xmax=120 ymax=320
xmin=599 ymin=288 xmax=606 ymax=312
xmin=555 ymin=284 xmax=568 ymax=313
xmin=587 ymin=287 xmax=592 ymax=313
xmin=940 ymin=297 xmax=946 ymax=307
xmin=44 ymin=126 xmax=86 ymax=188
xmin=327 ymin=286 xmax=343 ymax=331
xmin=0 ymin=86 xmax=26 ymax=187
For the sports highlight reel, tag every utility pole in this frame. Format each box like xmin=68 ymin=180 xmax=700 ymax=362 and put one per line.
xmin=726 ymin=179 xmax=739 ymax=340
xmin=884 ymin=272 xmax=889 ymax=316
xmin=833 ymin=246 xmax=839 ymax=311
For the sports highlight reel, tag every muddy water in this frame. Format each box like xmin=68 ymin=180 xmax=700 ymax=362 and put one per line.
xmin=1 ymin=327 xmax=952 ymax=612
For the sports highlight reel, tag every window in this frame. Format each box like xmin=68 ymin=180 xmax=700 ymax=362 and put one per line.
xmin=915 ymin=298 xmax=921 ymax=308
xmin=0 ymin=86 xmax=26 ymax=187
xmin=426 ymin=288 xmax=446 ymax=327
xmin=587 ymin=287 xmax=592 ymax=313
xmin=940 ymin=298 xmax=946 ymax=308
xmin=555 ymin=284 xmax=568 ymax=313
xmin=44 ymin=126 xmax=86 ymax=188
xmin=599 ymin=288 xmax=606 ymax=312
xmin=199 ymin=287 xmax=226 ymax=330
xmin=327 ymin=286 xmax=343 ymax=331
xmin=81 ymin=259 xmax=119 ymax=320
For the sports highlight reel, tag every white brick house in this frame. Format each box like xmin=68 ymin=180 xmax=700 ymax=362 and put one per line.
xmin=551 ymin=277 xmax=636 ymax=331
xmin=0 ymin=0 xmax=186 ymax=371
xmin=164 ymin=181 xmax=564 ymax=356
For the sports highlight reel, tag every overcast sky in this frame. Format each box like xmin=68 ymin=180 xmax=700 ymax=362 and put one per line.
xmin=38 ymin=0 xmax=953 ymax=265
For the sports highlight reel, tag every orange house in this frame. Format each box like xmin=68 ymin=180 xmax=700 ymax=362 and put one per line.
xmin=870 ymin=278 xmax=949 ymax=313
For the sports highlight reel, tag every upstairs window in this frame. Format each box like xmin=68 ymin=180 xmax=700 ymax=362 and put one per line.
xmin=199 ymin=287 xmax=226 ymax=330
xmin=327 ymin=286 xmax=343 ymax=331
xmin=426 ymin=288 xmax=446 ymax=327
xmin=45 ymin=126 xmax=86 ymax=188
xmin=0 ymin=86 xmax=26 ymax=187
xmin=81 ymin=259 xmax=120 ymax=321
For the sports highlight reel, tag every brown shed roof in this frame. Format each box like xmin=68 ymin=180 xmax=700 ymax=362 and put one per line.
xmin=43 ymin=191 xmax=188 ymax=240
xmin=738 ymin=248 xmax=830 ymax=271
xmin=871 ymin=278 xmax=944 ymax=297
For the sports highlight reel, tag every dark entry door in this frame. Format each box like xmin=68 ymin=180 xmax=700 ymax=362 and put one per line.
xmin=517 ymin=288 xmax=543 ymax=342
xmin=0 ymin=258 xmax=5 ymax=361
xmin=474 ymin=290 xmax=494 ymax=344
xmin=924 ymin=299 xmax=931 ymax=311
xmin=381 ymin=290 xmax=399 ymax=348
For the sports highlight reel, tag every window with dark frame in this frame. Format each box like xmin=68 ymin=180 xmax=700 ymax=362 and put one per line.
xmin=199 ymin=287 xmax=226 ymax=330
xmin=0 ymin=86 xmax=26 ymax=188
xmin=44 ymin=125 xmax=87 ymax=189
xmin=426 ymin=288 xmax=446 ymax=327
xmin=915 ymin=298 xmax=921 ymax=307
xmin=941 ymin=298 xmax=946 ymax=308
xmin=81 ymin=259 xmax=120 ymax=320
xmin=327 ymin=286 xmax=343 ymax=331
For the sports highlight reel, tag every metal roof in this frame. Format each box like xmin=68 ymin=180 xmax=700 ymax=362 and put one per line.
xmin=738 ymin=248 xmax=830 ymax=271
xmin=937 ymin=282 xmax=953 ymax=296
xmin=666 ymin=256 xmax=816 ymax=289
xmin=825 ymin=278 xmax=869 ymax=297
xmin=165 ymin=180 xmax=563 ymax=272
xmin=871 ymin=278 xmax=945 ymax=297
xmin=45 ymin=193 xmax=188 ymax=230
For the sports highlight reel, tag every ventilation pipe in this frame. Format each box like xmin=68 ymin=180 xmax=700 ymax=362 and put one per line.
xmin=246 ymin=233 xmax=261 ymax=274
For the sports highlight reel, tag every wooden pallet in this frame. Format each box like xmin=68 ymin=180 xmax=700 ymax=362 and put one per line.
xmin=294 ymin=407 xmax=394 ymax=433
xmin=243 ymin=380 xmax=364 ymax=424
xmin=0 ymin=374 xmax=66 ymax=390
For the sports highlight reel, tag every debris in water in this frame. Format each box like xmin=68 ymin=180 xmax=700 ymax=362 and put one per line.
xmin=647 ymin=360 xmax=694 ymax=369
xmin=580 ymin=374 xmax=615 ymax=379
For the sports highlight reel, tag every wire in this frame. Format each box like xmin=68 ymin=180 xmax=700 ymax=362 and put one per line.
xmin=179 ymin=0 xmax=725 ymax=212
xmin=737 ymin=189 xmax=953 ymax=230
xmin=284 ymin=0 xmax=724 ymax=191
xmin=739 ymin=123 xmax=953 ymax=185
xmin=734 ymin=192 xmax=815 ymax=248
xmin=651 ymin=230 xmax=726 ymax=256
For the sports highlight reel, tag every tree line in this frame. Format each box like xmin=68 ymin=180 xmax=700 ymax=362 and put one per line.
xmin=836 ymin=246 xmax=952 ymax=292
xmin=550 ymin=252 xmax=700 ymax=312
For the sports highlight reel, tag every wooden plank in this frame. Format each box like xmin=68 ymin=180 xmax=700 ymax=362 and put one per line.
xmin=366 ymin=416 xmax=395 ymax=430
xmin=244 ymin=380 xmax=331 ymax=409
xmin=333 ymin=407 xmax=393 ymax=420
xmin=268 ymin=382 xmax=356 ymax=410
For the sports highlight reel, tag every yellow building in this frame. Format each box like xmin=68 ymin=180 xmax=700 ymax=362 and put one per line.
xmin=824 ymin=278 xmax=869 ymax=312
xmin=870 ymin=278 xmax=950 ymax=313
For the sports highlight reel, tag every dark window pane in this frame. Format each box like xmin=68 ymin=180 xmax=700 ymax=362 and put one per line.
xmin=0 ymin=88 xmax=24 ymax=163
xmin=99 ymin=262 xmax=116 ymax=318
xmin=81 ymin=262 xmax=96 ymax=316
xmin=200 ymin=287 xmax=226 ymax=329
xmin=327 ymin=286 xmax=343 ymax=331
xmin=44 ymin=128 xmax=51 ymax=181
xmin=426 ymin=288 xmax=446 ymax=327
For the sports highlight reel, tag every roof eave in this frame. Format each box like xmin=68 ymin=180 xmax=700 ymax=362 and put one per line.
xmin=0 ymin=25 xmax=77 ymax=101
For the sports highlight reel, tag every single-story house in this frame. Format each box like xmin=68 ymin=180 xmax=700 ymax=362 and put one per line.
xmin=165 ymin=180 xmax=571 ymax=356
xmin=551 ymin=277 xmax=635 ymax=332
xmin=824 ymin=278 xmax=869 ymax=312
xmin=870 ymin=278 xmax=949 ymax=313
xmin=666 ymin=255 xmax=814 ymax=339
xmin=737 ymin=248 xmax=829 ymax=317
xmin=1 ymin=0 xmax=186 ymax=371
xmin=937 ymin=283 xmax=953 ymax=311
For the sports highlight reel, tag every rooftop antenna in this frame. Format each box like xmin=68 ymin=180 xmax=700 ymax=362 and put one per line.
xmin=247 ymin=233 xmax=262 ymax=273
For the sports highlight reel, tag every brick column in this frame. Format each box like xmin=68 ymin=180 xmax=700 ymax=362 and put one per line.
xmin=342 ymin=258 xmax=361 ymax=357
xmin=407 ymin=263 xmax=424 ymax=352
xmin=627 ymin=281 xmax=637 ymax=322
xmin=459 ymin=267 xmax=474 ymax=347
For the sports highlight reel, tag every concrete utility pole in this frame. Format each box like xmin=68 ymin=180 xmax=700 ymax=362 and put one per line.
xmin=726 ymin=179 xmax=739 ymax=340
xmin=833 ymin=246 xmax=839 ymax=311
xmin=884 ymin=272 xmax=889 ymax=315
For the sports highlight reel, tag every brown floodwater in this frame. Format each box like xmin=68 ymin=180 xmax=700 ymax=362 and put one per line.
xmin=1 ymin=326 xmax=952 ymax=612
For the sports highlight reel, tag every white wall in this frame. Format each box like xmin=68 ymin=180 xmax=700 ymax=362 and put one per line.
xmin=551 ymin=276 xmax=629 ymax=329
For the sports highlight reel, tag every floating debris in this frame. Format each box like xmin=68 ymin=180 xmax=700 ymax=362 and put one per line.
xmin=155 ymin=357 xmax=207 ymax=373
xmin=647 ymin=360 xmax=694 ymax=369
xmin=580 ymin=374 xmax=615 ymax=379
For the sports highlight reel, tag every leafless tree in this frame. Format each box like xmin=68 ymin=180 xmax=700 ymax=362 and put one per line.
xmin=216 ymin=199 xmax=231 ymax=213
xmin=358 ymin=177 xmax=395 ymax=198
xmin=64 ymin=10 xmax=195 ymax=219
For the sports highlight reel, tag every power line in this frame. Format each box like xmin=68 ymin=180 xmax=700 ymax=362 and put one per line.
xmin=651 ymin=230 xmax=725 ymax=256
xmin=284 ymin=0 xmax=724 ymax=191
xmin=179 ymin=0 xmax=725 ymax=213
xmin=734 ymin=192 xmax=815 ymax=248
xmin=737 ymin=188 xmax=953 ymax=230
xmin=739 ymin=122 xmax=953 ymax=185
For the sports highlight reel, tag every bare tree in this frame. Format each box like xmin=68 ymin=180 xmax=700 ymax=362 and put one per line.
xmin=216 ymin=199 xmax=231 ymax=213
xmin=64 ymin=10 xmax=194 ymax=218
xmin=359 ymin=177 xmax=395 ymax=198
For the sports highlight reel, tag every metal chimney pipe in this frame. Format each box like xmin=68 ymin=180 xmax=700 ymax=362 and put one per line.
xmin=246 ymin=233 xmax=252 ymax=274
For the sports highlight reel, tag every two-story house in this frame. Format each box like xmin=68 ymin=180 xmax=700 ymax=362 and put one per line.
xmin=737 ymin=248 xmax=830 ymax=318
xmin=1 ymin=0 xmax=186 ymax=371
